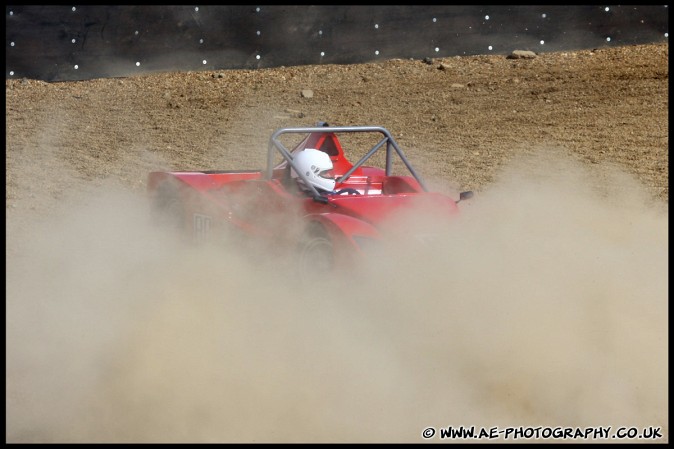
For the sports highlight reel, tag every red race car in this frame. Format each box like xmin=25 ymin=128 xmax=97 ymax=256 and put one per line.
xmin=147 ymin=123 xmax=473 ymax=281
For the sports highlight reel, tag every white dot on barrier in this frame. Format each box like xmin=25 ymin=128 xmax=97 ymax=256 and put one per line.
xmin=318 ymin=30 xmax=323 ymax=35
xmin=74 ymin=65 xmax=78 ymax=69
xmin=488 ymin=45 xmax=493 ymax=51
xmin=375 ymin=50 xmax=379 ymax=55
xmin=665 ymin=33 xmax=669 ymax=38
xmin=135 ymin=30 xmax=139 ymax=35
xmin=540 ymin=40 xmax=545 ymax=45
xmin=604 ymin=6 xmax=610 ymax=12
xmin=199 ymin=38 xmax=204 ymax=43
xmin=320 ymin=51 xmax=325 ymax=57
xmin=136 ymin=61 xmax=140 ymax=66
xmin=541 ymin=13 xmax=547 ymax=18
xmin=433 ymin=17 xmax=437 ymax=23
xmin=606 ymin=37 xmax=611 ymax=42
xmin=71 ymin=39 xmax=76 ymax=43
xmin=485 ymin=15 xmax=490 ymax=20
xmin=10 ymin=70 xmax=14 ymax=75
xmin=435 ymin=47 xmax=439 ymax=52
xmin=9 ymin=11 xmax=13 ymax=15
xmin=256 ymin=7 xmax=260 ymax=12
xmin=11 ymin=42 xmax=15 ymax=46
xmin=256 ymin=30 xmax=260 ymax=36
xmin=72 ymin=7 xmax=76 ymax=12
xmin=194 ymin=7 xmax=199 ymax=12
xmin=202 ymin=60 xmax=207 ymax=64
xmin=374 ymin=24 xmax=379 ymax=29
xmin=256 ymin=54 xmax=260 ymax=60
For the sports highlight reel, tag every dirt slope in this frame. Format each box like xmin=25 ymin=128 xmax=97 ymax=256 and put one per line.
xmin=6 ymin=42 xmax=669 ymax=219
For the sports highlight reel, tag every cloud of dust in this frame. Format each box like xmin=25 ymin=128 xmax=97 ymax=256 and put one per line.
xmin=6 ymin=149 xmax=668 ymax=443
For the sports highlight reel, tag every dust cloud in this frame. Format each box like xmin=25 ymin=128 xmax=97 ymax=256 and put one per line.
xmin=6 ymin=149 xmax=668 ymax=443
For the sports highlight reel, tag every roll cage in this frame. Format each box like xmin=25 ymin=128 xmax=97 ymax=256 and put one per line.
xmin=266 ymin=125 xmax=429 ymax=202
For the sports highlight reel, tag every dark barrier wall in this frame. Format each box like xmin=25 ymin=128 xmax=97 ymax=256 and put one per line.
xmin=5 ymin=5 xmax=669 ymax=82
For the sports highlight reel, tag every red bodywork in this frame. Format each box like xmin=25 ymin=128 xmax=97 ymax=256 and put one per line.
xmin=147 ymin=125 xmax=469 ymax=276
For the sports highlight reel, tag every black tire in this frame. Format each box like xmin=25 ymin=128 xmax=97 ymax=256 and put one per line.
xmin=151 ymin=182 xmax=185 ymax=230
xmin=298 ymin=226 xmax=334 ymax=284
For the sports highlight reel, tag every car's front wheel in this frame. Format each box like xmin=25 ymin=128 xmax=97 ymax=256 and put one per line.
xmin=298 ymin=226 xmax=334 ymax=284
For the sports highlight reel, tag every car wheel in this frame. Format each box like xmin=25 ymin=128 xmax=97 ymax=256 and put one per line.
xmin=298 ymin=228 xmax=334 ymax=283
xmin=151 ymin=182 xmax=184 ymax=230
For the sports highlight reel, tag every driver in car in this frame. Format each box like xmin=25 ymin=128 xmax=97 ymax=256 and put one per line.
xmin=291 ymin=148 xmax=360 ymax=196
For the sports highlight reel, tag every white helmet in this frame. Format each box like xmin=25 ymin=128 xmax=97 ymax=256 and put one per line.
xmin=291 ymin=148 xmax=336 ymax=193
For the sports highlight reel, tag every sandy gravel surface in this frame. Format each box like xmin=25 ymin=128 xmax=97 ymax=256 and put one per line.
xmin=5 ymin=42 xmax=669 ymax=444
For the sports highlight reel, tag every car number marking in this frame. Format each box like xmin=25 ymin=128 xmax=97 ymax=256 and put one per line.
xmin=193 ymin=213 xmax=211 ymax=243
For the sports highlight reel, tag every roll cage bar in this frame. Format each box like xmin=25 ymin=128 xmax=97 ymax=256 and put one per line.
xmin=266 ymin=125 xmax=428 ymax=201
